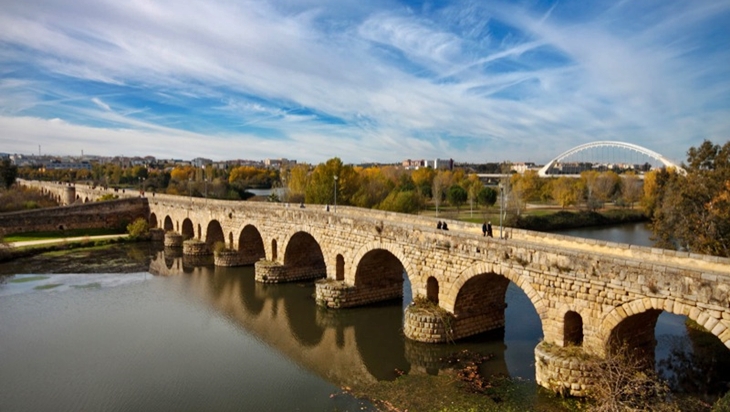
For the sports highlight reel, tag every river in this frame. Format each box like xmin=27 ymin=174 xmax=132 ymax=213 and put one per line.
xmin=0 ymin=222 xmax=727 ymax=410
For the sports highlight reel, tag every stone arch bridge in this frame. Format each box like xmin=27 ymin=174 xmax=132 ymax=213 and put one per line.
xmin=21 ymin=180 xmax=730 ymax=396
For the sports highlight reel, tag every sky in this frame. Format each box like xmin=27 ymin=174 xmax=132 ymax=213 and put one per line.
xmin=1 ymin=0 xmax=729 ymax=165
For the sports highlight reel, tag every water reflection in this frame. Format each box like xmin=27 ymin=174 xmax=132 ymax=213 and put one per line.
xmin=148 ymin=250 xmax=543 ymax=389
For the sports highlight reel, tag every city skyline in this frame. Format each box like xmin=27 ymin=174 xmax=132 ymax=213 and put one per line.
xmin=1 ymin=0 xmax=729 ymax=164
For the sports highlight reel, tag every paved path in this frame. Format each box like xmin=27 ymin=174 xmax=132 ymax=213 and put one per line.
xmin=8 ymin=234 xmax=129 ymax=248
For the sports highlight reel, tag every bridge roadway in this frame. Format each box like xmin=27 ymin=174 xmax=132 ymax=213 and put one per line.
xmin=24 ymin=180 xmax=730 ymax=396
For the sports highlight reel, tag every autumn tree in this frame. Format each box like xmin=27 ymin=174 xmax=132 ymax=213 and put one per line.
xmin=551 ymin=176 xmax=581 ymax=208
xmin=648 ymin=140 xmax=730 ymax=257
xmin=477 ymin=186 xmax=497 ymax=210
xmin=620 ymin=173 xmax=643 ymax=208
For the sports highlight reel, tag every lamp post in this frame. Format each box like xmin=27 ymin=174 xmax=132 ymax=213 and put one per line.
xmin=201 ymin=166 xmax=207 ymax=199
xmin=334 ymin=175 xmax=338 ymax=213
xmin=499 ymin=183 xmax=504 ymax=239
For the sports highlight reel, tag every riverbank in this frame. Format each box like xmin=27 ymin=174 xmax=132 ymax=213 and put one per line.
xmin=510 ymin=209 xmax=648 ymax=232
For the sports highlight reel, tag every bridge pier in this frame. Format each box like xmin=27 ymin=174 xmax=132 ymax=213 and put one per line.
xmin=254 ymin=260 xmax=325 ymax=283
xmin=314 ymin=279 xmax=402 ymax=308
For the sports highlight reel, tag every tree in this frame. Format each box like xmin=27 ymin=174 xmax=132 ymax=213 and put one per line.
xmin=551 ymin=177 xmax=581 ymax=208
xmin=432 ymin=171 xmax=447 ymax=215
xmin=620 ymin=173 xmax=643 ymax=209
xmin=477 ymin=187 xmax=497 ymax=209
xmin=0 ymin=159 xmax=18 ymax=189
xmin=446 ymin=185 xmax=468 ymax=213
xmin=648 ymin=140 xmax=730 ymax=257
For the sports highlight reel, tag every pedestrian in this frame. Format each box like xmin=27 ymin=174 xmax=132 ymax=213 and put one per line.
xmin=326 ymin=204 xmax=330 ymax=212
xmin=437 ymin=221 xmax=442 ymax=230
xmin=482 ymin=222 xmax=487 ymax=236
xmin=487 ymin=221 xmax=493 ymax=238
xmin=442 ymin=222 xmax=449 ymax=230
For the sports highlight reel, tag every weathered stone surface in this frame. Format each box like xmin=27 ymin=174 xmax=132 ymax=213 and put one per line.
xmin=18 ymin=179 xmax=730 ymax=397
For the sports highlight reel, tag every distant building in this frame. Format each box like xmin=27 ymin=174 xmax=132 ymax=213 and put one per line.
xmin=433 ymin=158 xmax=453 ymax=170
xmin=43 ymin=161 xmax=92 ymax=171
xmin=401 ymin=159 xmax=427 ymax=170
xmin=511 ymin=162 xmax=537 ymax=174
xmin=264 ymin=158 xmax=296 ymax=169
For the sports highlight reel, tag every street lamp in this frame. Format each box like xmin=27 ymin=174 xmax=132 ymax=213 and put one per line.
xmin=201 ymin=166 xmax=207 ymax=199
xmin=334 ymin=175 xmax=338 ymax=213
xmin=499 ymin=183 xmax=504 ymax=239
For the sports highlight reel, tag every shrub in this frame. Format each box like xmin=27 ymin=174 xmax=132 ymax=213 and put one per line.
xmin=97 ymin=194 xmax=119 ymax=202
xmin=126 ymin=218 xmax=149 ymax=240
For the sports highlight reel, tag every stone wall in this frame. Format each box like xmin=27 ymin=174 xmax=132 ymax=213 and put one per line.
xmin=0 ymin=198 xmax=148 ymax=236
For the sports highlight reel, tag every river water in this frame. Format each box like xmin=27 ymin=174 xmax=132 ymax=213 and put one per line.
xmin=0 ymin=223 xmax=727 ymax=410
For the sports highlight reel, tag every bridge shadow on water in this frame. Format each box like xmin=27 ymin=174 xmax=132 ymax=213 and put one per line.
xmin=147 ymin=248 xmax=730 ymax=403
xmin=148 ymin=249 xmax=545 ymax=391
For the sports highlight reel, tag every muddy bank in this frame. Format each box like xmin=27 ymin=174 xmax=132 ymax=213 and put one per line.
xmin=0 ymin=242 xmax=157 ymax=276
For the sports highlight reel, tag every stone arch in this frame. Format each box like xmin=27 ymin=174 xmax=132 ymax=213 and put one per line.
xmin=443 ymin=262 xmax=547 ymax=320
xmin=205 ymin=220 xmax=225 ymax=248
xmin=84 ymin=197 xmax=89 ymax=203
xmin=228 ymin=232 xmax=233 ymax=248
xmin=181 ymin=218 xmax=194 ymax=240
xmin=197 ymin=223 xmax=202 ymax=240
xmin=271 ymin=239 xmax=278 ymax=261
xmin=350 ymin=240 xmax=414 ymax=287
xmin=451 ymin=273 xmax=511 ymax=339
xmin=564 ymin=311 xmax=584 ymax=346
xmin=426 ymin=277 xmax=439 ymax=304
xmin=282 ymin=231 xmax=326 ymax=280
xmin=149 ymin=213 xmax=158 ymax=229
xmin=335 ymin=254 xmax=345 ymax=281
xmin=353 ymin=249 xmax=405 ymax=299
xmin=238 ymin=224 xmax=266 ymax=265
xmin=598 ymin=298 xmax=730 ymax=356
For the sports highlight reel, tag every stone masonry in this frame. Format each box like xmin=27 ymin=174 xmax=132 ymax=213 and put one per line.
xmin=19 ymin=179 xmax=730 ymax=397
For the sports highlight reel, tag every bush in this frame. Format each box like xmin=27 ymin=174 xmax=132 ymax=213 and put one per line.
xmin=126 ymin=218 xmax=149 ymax=240
xmin=97 ymin=194 xmax=119 ymax=202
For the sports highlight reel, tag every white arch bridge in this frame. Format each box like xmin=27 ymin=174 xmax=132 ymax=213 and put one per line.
xmin=538 ymin=141 xmax=686 ymax=177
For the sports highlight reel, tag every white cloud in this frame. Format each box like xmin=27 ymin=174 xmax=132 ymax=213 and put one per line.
xmin=0 ymin=0 xmax=728 ymax=164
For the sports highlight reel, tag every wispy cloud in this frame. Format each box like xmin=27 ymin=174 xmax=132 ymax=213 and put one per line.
xmin=0 ymin=0 xmax=728 ymax=164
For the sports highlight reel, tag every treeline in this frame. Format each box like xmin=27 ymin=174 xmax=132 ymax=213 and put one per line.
xmin=17 ymin=163 xmax=278 ymax=201
xmin=10 ymin=139 xmax=729 ymax=257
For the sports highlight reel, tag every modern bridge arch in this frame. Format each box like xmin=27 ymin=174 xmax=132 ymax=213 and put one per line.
xmin=538 ymin=141 xmax=686 ymax=177
xmin=596 ymin=298 xmax=730 ymax=357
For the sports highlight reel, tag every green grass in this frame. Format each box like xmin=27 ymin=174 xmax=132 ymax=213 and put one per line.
xmin=3 ymin=228 xmax=124 ymax=242
xmin=10 ymin=275 xmax=50 ymax=283
xmin=72 ymin=282 xmax=101 ymax=289
xmin=33 ymin=283 xmax=63 ymax=290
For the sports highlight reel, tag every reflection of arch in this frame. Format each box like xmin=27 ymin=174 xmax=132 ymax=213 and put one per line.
xmin=162 ymin=216 xmax=175 ymax=232
xmin=205 ymin=220 xmax=225 ymax=248
xmin=238 ymin=225 xmax=266 ymax=263
xmin=283 ymin=232 xmax=325 ymax=280
xmin=564 ymin=311 xmax=583 ymax=346
xmin=538 ymin=141 xmax=686 ymax=177
xmin=149 ymin=213 xmax=158 ymax=229
xmin=427 ymin=277 xmax=439 ymax=304
xmin=599 ymin=298 xmax=730 ymax=355
xmin=355 ymin=303 xmax=412 ymax=381
xmin=181 ymin=219 xmax=194 ymax=239
xmin=354 ymin=249 xmax=403 ymax=291
xmin=284 ymin=283 xmax=325 ymax=347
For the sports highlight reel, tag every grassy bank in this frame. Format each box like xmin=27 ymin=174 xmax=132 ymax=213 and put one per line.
xmin=3 ymin=227 xmax=125 ymax=242
xmin=510 ymin=209 xmax=648 ymax=232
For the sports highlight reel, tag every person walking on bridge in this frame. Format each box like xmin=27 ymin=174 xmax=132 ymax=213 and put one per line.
xmin=482 ymin=222 xmax=487 ymax=236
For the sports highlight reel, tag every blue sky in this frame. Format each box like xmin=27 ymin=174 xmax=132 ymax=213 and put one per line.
xmin=1 ymin=0 xmax=728 ymax=164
